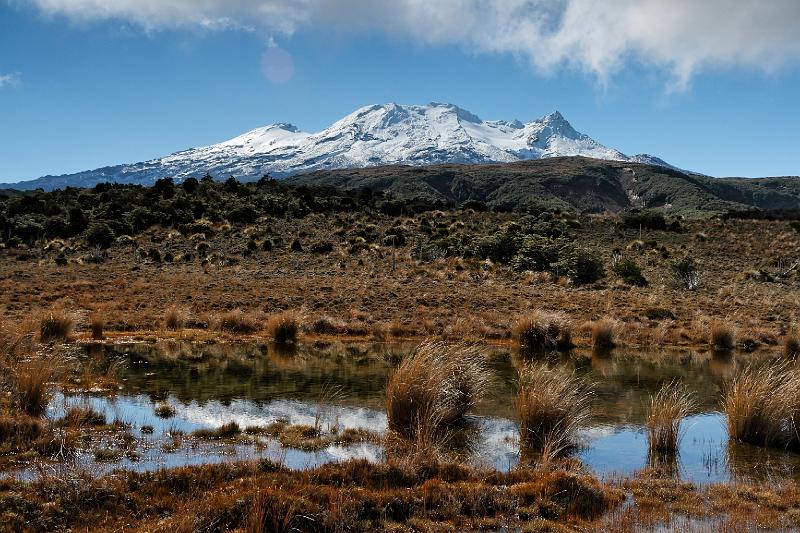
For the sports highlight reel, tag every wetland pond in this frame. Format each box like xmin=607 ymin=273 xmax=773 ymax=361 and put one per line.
xmin=12 ymin=341 xmax=800 ymax=483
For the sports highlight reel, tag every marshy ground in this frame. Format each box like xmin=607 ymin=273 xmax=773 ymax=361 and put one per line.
xmin=3 ymin=181 xmax=800 ymax=530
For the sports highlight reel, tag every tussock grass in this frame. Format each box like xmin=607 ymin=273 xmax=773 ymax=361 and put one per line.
xmin=218 ymin=309 xmax=260 ymax=334
xmin=13 ymin=354 xmax=66 ymax=417
xmin=512 ymin=310 xmax=573 ymax=353
xmin=89 ymin=313 xmax=104 ymax=340
xmin=516 ymin=363 xmax=592 ymax=462
xmin=266 ymin=311 xmax=299 ymax=343
xmin=590 ymin=318 xmax=616 ymax=350
xmin=710 ymin=321 xmax=736 ymax=351
xmin=154 ymin=403 xmax=176 ymax=418
xmin=723 ymin=361 xmax=800 ymax=448
xmin=385 ymin=341 xmax=490 ymax=441
xmin=785 ymin=334 xmax=800 ymax=358
xmin=39 ymin=308 xmax=74 ymax=343
xmin=0 ymin=413 xmax=43 ymax=449
xmin=61 ymin=406 xmax=106 ymax=427
xmin=646 ymin=381 xmax=695 ymax=456
xmin=164 ymin=306 xmax=188 ymax=331
xmin=193 ymin=421 xmax=241 ymax=439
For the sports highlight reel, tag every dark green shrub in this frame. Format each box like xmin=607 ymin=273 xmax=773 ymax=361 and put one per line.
xmin=226 ymin=205 xmax=257 ymax=224
xmin=612 ymin=258 xmax=648 ymax=286
xmin=620 ymin=210 xmax=667 ymax=231
xmin=510 ymin=235 xmax=560 ymax=272
xmin=85 ymin=222 xmax=115 ymax=248
xmin=553 ymin=245 xmax=605 ymax=285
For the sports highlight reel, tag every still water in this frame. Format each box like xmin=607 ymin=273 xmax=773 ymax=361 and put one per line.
xmin=23 ymin=341 xmax=800 ymax=482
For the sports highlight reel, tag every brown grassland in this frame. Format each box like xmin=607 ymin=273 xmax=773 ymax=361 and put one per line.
xmin=0 ymin=213 xmax=798 ymax=351
xmin=2 ymin=208 xmax=800 ymax=530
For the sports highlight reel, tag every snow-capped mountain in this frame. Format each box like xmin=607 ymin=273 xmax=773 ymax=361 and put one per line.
xmin=11 ymin=103 xmax=673 ymax=190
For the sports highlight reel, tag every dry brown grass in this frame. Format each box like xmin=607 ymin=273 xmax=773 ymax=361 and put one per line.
xmin=164 ymin=305 xmax=188 ymax=331
xmin=710 ymin=321 xmax=736 ymax=351
xmin=13 ymin=353 xmax=67 ymax=417
xmin=511 ymin=310 xmax=573 ymax=353
xmin=39 ymin=308 xmax=73 ymax=343
xmin=266 ymin=311 xmax=299 ymax=343
xmin=89 ymin=313 xmax=104 ymax=340
xmin=218 ymin=309 xmax=260 ymax=334
xmin=646 ymin=381 xmax=695 ymax=456
xmin=590 ymin=318 xmax=616 ymax=350
xmin=385 ymin=340 xmax=490 ymax=441
xmin=723 ymin=361 xmax=800 ymax=448
xmin=785 ymin=334 xmax=800 ymax=359
xmin=516 ymin=363 xmax=592 ymax=462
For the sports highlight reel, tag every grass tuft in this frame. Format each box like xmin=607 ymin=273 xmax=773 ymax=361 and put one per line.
xmin=590 ymin=318 xmax=616 ymax=350
xmin=385 ymin=341 xmax=490 ymax=441
xmin=646 ymin=381 xmax=695 ymax=456
xmin=723 ymin=361 xmax=799 ymax=448
xmin=785 ymin=333 xmax=800 ymax=358
xmin=39 ymin=308 xmax=74 ymax=343
xmin=710 ymin=321 xmax=736 ymax=351
xmin=193 ymin=421 xmax=241 ymax=439
xmin=266 ymin=311 xmax=299 ymax=343
xmin=218 ymin=309 xmax=260 ymax=334
xmin=13 ymin=354 xmax=66 ymax=417
xmin=511 ymin=310 xmax=573 ymax=353
xmin=89 ymin=313 xmax=105 ymax=340
xmin=164 ymin=305 xmax=188 ymax=331
xmin=62 ymin=406 xmax=106 ymax=427
xmin=516 ymin=363 xmax=592 ymax=462
xmin=154 ymin=402 xmax=176 ymax=418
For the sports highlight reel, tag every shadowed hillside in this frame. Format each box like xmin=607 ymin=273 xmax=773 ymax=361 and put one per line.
xmin=287 ymin=156 xmax=800 ymax=216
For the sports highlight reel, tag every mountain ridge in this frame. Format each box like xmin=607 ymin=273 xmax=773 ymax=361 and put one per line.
xmin=6 ymin=103 xmax=674 ymax=191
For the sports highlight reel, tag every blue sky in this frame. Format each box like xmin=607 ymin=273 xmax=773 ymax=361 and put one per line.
xmin=1 ymin=1 xmax=800 ymax=182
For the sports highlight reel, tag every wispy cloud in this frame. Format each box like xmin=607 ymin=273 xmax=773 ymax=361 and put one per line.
xmin=0 ymin=72 xmax=20 ymax=89
xmin=25 ymin=0 xmax=800 ymax=88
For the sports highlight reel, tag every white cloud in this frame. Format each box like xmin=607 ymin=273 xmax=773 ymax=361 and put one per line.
xmin=24 ymin=0 xmax=800 ymax=87
xmin=0 ymin=72 xmax=20 ymax=88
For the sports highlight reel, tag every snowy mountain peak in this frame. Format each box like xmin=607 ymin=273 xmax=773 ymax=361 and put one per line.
xmin=17 ymin=103 xmax=674 ymax=190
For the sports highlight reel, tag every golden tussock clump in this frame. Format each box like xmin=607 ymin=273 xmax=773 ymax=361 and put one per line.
xmin=511 ymin=310 xmax=573 ymax=353
xmin=217 ymin=309 xmax=260 ymax=334
xmin=164 ymin=305 xmax=188 ymax=331
xmin=723 ymin=361 xmax=800 ymax=448
xmin=590 ymin=318 xmax=616 ymax=350
xmin=784 ymin=333 xmax=800 ymax=358
xmin=13 ymin=353 xmax=68 ymax=417
xmin=266 ymin=311 xmax=299 ymax=344
xmin=646 ymin=381 xmax=695 ymax=456
xmin=89 ymin=313 xmax=105 ymax=340
xmin=385 ymin=340 xmax=491 ymax=441
xmin=516 ymin=363 xmax=592 ymax=462
xmin=710 ymin=321 xmax=736 ymax=351
xmin=39 ymin=308 xmax=74 ymax=343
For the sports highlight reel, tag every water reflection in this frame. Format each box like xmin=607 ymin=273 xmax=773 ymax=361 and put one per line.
xmin=10 ymin=341 xmax=800 ymax=483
